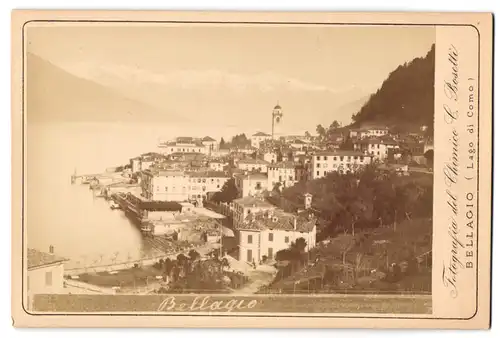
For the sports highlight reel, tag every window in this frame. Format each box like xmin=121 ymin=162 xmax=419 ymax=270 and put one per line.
xmin=333 ymin=156 xmax=337 ymax=161
xmin=354 ymin=156 xmax=358 ymax=160
xmin=268 ymin=248 xmax=274 ymax=259
xmin=316 ymin=156 xmax=320 ymax=160
xmin=256 ymin=182 xmax=262 ymax=190
xmin=45 ymin=271 xmax=52 ymax=286
xmin=288 ymin=176 xmax=293 ymax=181
xmin=324 ymin=156 xmax=327 ymax=160
xmin=248 ymin=235 xmax=253 ymax=244
xmin=324 ymin=171 xmax=327 ymax=176
xmin=268 ymin=233 xmax=274 ymax=242
xmin=285 ymin=236 xmax=290 ymax=243
xmin=316 ymin=163 xmax=320 ymax=168
xmin=316 ymin=171 xmax=320 ymax=176
xmin=165 ymin=187 xmax=168 ymax=192
xmin=340 ymin=156 xmax=344 ymax=161
xmin=247 ymin=249 xmax=253 ymax=262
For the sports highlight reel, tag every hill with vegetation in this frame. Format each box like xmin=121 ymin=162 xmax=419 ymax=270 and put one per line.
xmin=351 ymin=44 xmax=435 ymax=133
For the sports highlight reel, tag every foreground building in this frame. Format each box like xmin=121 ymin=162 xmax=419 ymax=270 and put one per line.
xmin=236 ymin=158 xmax=269 ymax=173
xmin=235 ymin=209 xmax=317 ymax=263
xmin=311 ymin=150 xmax=372 ymax=179
xmin=27 ymin=248 xmax=67 ymax=310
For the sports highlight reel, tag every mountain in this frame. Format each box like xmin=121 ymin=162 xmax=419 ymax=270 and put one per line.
xmin=351 ymin=44 xmax=435 ymax=132
xmin=25 ymin=53 xmax=190 ymax=124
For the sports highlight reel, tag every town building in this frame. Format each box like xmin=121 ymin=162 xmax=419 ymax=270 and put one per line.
xmin=234 ymin=172 xmax=269 ymax=198
xmin=208 ymin=159 xmax=227 ymax=172
xmin=27 ymin=248 xmax=67 ymax=310
xmin=236 ymin=158 xmax=269 ymax=173
xmin=235 ymin=209 xmax=317 ymax=263
xmin=251 ymin=132 xmax=272 ymax=149
xmin=353 ymin=136 xmax=400 ymax=162
xmin=261 ymin=151 xmax=278 ymax=164
xmin=349 ymin=126 xmax=389 ymax=139
xmin=129 ymin=152 xmax=165 ymax=173
xmin=310 ymin=151 xmax=372 ymax=179
xmin=141 ymin=169 xmax=189 ymax=201
xmin=231 ymin=196 xmax=276 ymax=226
xmin=288 ymin=139 xmax=308 ymax=151
xmin=186 ymin=171 xmax=231 ymax=201
xmin=267 ymin=161 xmax=297 ymax=190
xmin=158 ymin=137 xmax=207 ymax=155
xmin=201 ymin=136 xmax=219 ymax=154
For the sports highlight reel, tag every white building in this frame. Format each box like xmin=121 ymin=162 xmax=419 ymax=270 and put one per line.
xmin=231 ymin=196 xmax=276 ymax=226
xmin=311 ymin=151 xmax=372 ymax=179
xmin=208 ymin=159 xmax=227 ymax=172
xmin=27 ymin=248 xmax=67 ymax=311
xmin=235 ymin=209 xmax=317 ymax=263
xmin=251 ymin=132 xmax=272 ymax=149
xmin=267 ymin=161 xmax=297 ymax=190
xmin=141 ymin=169 xmax=189 ymax=201
xmin=158 ymin=137 xmax=207 ymax=155
xmin=353 ymin=136 xmax=399 ymax=162
xmin=234 ymin=172 xmax=269 ymax=198
xmin=236 ymin=158 xmax=269 ymax=173
xmin=349 ymin=126 xmax=389 ymax=139
xmin=261 ymin=151 xmax=278 ymax=164
xmin=186 ymin=171 xmax=230 ymax=201
xmin=129 ymin=152 xmax=165 ymax=173
xmin=201 ymin=136 xmax=219 ymax=154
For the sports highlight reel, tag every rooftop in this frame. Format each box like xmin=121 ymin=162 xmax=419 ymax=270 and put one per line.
xmin=187 ymin=171 xmax=230 ymax=178
xmin=238 ymin=158 xmax=269 ymax=165
xmin=202 ymin=136 xmax=216 ymax=142
xmin=27 ymin=249 xmax=67 ymax=270
xmin=252 ymin=131 xmax=271 ymax=137
xmin=355 ymin=136 xmax=399 ymax=145
xmin=314 ymin=150 xmax=368 ymax=157
xmin=236 ymin=210 xmax=316 ymax=232
xmin=139 ymin=200 xmax=183 ymax=212
xmin=235 ymin=172 xmax=268 ymax=180
xmin=268 ymin=161 xmax=296 ymax=169
xmin=233 ymin=196 xmax=275 ymax=208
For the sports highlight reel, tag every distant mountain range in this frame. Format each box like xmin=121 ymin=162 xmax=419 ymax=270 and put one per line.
xmin=26 ymin=53 xmax=191 ymax=124
xmin=351 ymin=44 xmax=435 ymax=132
xmin=25 ymin=52 xmax=372 ymax=133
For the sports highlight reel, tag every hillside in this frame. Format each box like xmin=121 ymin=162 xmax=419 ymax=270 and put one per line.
xmin=351 ymin=44 xmax=435 ymax=132
xmin=25 ymin=53 xmax=188 ymax=124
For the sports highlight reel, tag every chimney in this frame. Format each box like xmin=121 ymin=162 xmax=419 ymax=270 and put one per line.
xmin=304 ymin=193 xmax=312 ymax=210
xmin=49 ymin=245 xmax=54 ymax=254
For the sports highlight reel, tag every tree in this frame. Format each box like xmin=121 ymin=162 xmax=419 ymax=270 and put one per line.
xmin=212 ymin=178 xmax=239 ymax=203
xmin=220 ymin=137 xmax=226 ymax=149
xmin=305 ymin=131 xmax=311 ymax=138
xmin=316 ymin=124 xmax=326 ymax=141
xmin=424 ymin=149 xmax=434 ymax=166
xmin=277 ymin=150 xmax=284 ymax=162
xmin=188 ymin=249 xmax=201 ymax=262
xmin=339 ymin=135 xmax=354 ymax=150
xmin=329 ymin=120 xmax=340 ymax=130
xmin=291 ymin=237 xmax=307 ymax=252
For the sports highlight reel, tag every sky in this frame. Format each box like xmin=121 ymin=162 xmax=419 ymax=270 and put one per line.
xmin=25 ymin=22 xmax=435 ymax=134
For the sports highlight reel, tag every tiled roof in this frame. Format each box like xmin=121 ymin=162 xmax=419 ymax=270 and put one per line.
xmin=187 ymin=171 xmax=230 ymax=178
xmin=314 ymin=150 xmax=368 ymax=157
xmin=202 ymin=136 xmax=216 ymax=142
xmin=233 ymin=196 xmax=275 ymax=208
xmin=268 ymin=161 xmax=295 ymax=169
xmin=252 ymin=132 xmax=271 ymax=137
xmin=27 ymin=249 xmax=67 ymax=270
xmin=238 ymin=159 xmax=269 ymax=165
xmin=236 ymin=210 xmax=316 ymax=232
xmin=235 ymin=172 xmax=268 ymax=180
xmin=355 ymin=136 xmax=398 ymax=145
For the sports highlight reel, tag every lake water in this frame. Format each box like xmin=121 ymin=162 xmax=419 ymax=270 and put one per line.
xmin=25 ymin=122 xmax=244 ymax=269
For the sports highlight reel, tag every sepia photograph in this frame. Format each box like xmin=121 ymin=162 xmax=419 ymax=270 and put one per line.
xmin=11 ymin=11 xmax=492 ymax=328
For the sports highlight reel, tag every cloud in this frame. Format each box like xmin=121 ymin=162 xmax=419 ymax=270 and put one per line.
xmin=57 ymin=61 xmax=345 ymax=94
